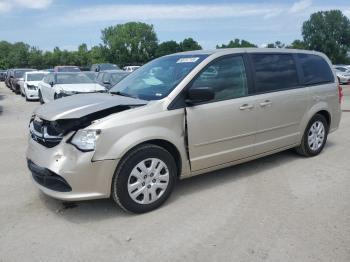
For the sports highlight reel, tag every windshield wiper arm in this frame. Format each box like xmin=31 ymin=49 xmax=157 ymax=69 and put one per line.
xmin=109 ymin=91 xmax=133 ymax=98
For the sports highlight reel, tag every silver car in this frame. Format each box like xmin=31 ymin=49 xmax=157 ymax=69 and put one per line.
xmin=26 ymin=48 xmax=342 ymax=213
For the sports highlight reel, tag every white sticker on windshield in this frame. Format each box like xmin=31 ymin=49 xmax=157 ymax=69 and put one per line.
xmin=176 ymin=57 xmax=200 ymax=63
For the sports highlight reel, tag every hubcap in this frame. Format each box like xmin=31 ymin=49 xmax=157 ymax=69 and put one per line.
xmin=307 ymin=121 xmax=325 ymax=151
xmin=127 ymin=158 xmax=169 ymax=205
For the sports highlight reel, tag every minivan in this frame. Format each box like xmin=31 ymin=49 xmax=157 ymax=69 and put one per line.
xmin=26 ymin=48 xmax=342 ymax=213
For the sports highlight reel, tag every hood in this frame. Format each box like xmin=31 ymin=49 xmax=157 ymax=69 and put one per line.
xmin=34 ymin=93 xmax=148 ymax=121
xmin=57 ymin=83 xmax=105 ymax=92
xmin=26 ymin=81 xmax=41 ymax=86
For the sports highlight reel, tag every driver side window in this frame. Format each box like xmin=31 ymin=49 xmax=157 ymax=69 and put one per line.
xmin=192 ymin=56 xmax=248 ymax=102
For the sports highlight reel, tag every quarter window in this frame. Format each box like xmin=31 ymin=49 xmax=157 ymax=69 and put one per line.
xmin=297 ymin=54 xmax=334 ymax=85
xmin=191 ymin=56 xmax=248 ymax=102
xmin=252 ymin=54 xmax=299 ymax=93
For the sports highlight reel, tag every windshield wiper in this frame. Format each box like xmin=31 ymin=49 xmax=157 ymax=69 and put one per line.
xmin=109 ymin=91 xmax=134 ymax=98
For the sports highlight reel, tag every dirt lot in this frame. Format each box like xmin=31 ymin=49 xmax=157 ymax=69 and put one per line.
xmin=0 ymin=82 xmax=350 ymax=262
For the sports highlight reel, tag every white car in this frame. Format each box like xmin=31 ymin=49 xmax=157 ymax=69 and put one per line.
xmin=38 ymin=72 xmax=106 ymax=104
xmin=123 ymin=66 xmax=140 ymax=72
xmin=20 ymin=71 xmax=49 ymax=101
xmin=334 ymin=66 xmax=350 ymax=84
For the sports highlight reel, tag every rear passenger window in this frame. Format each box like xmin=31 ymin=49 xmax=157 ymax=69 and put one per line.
xmin=297 ymin=54 xmax=334 ymax=85
xmin=252 ymin=54 xmax=299 ymax=93
xmin=192 ymin=56 xmax=248 ymax=102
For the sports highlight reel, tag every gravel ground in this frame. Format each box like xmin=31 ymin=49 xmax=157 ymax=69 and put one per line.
xmin=0 ymin=82 xmax=350 ymax=262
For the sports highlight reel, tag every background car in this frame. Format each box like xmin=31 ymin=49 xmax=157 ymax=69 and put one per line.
xmin=123 ymin=65 xmax=140 ymax=72
xmin=54 ymin=66 xmax=81 ymax=72
xmin=90 ymin=63 xmax=120 ymax=72
xmin=96 ymin=70 xmax=130 ymax=90
xmin=5 ymin=69 xmax=13 ymax=88
xmin=20 ymin=71 xmax=49 ymax=101
xmin=38 ymin=72 xmax=106 ymax=103
xmin=334 ymin=66 xmax=350 ymax=84
xmin=0 ymin=70 xmax=7 ymax=81
xmin=11 ymin=68 xmax=36 ymax=94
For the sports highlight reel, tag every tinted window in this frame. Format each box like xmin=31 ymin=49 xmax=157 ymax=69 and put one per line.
xmin=252 ymin=54 xmax=299 ymax=92
xmin=191 ymin=56 xmax=248 ymax=102
xmin=298 ymin=54 xmax=334 ymax=85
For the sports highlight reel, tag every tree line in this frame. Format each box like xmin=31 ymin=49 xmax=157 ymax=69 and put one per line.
xmin=0 ymin=10 xmax=349 ymax=70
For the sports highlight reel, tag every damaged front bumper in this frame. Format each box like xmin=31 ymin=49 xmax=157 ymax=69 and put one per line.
xmin=26 ymin=134 xmax=119 ymax=201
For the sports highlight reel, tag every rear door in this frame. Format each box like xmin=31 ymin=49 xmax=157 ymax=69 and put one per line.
xmin=186 ymin=54 xmax=258 ymax=171
xmin=249 ymin=53 xmax=309 ymax=154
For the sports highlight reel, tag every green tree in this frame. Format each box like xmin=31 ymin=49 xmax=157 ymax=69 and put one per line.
xmin=180 ymin=38 xmax=202 ymax=51
xmin=217 ymin=39 xmax=257 ymax=48
xmin=28 ymin=47 xmax=44 ymax=69
xmin=101 ymin=22 xmax=158 ymax=66
xmin=302 ymin=10 xmax=350 ymax=63
xmin=156 ymin=40 xmax=181 ymax=57
xmin=266 ymin=41 xmax=285 ymax=48
xmin=286 ymin=39 xmax=307 ymax=49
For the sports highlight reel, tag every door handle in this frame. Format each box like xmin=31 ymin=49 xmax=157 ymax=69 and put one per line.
xmin=259 ymin=100 xmax=272 ymax=107
xmin=239 ymin=104 xmax=254 ymax=110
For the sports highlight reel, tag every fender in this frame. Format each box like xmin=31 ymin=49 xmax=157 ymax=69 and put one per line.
xmin=297 ymin=101 xmax=331 ymax=143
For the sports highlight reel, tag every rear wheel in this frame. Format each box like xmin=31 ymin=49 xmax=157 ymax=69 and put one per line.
xmin=112 ymin=144 xmax=177 ymax=213
xmin=295 ymin=114 xmax=328 ymax=157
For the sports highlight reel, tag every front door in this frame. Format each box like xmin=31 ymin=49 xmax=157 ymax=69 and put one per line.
xmin=186 ymin=55 xmax=257 ymax=171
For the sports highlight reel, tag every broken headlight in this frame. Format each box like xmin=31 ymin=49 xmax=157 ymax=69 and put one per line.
xmin=70 ymin=129 xmax=101 ymax=152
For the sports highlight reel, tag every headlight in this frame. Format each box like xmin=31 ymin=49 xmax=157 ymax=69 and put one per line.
xmin=70 ymin=129 xmax=101 ymax=151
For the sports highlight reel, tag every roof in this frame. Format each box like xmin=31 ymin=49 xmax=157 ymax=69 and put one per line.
xmin=168 ymin=47 xmax=325 ymax=57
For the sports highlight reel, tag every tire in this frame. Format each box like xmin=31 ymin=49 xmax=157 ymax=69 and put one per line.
xmin=112 ymin=144 xmax=177 ymax=213
xmin=38 ymin=90 xmax=44 ymax=104
xmin=295 ymin=114 xmax=329 ymax=157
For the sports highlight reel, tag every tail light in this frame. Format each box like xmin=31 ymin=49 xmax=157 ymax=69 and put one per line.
xmin=338 ymin=84 xmax=343 ymax=104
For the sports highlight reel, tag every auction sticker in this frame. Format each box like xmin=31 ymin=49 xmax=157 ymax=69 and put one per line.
xmin=176 ymin=57 xmax=200 ymax=63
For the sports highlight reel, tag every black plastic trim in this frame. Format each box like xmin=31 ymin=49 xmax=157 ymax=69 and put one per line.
xmin=27 ymin=159 xmax=72 ymax=192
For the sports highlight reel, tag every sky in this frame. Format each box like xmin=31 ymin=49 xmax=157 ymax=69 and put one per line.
xmin=0 ymin=0 xmax=350 ymax=51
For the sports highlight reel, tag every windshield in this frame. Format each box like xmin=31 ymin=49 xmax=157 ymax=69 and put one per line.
xmin=110 ymin=72 xmax=129 ymax=85
xmin=57 ymin=67 xmax=80 ymax=72
xmin=110 ymin=54 xmax=208 ymax=100
xmin=335 ymin=67 xmax=347 ymax=72
xmin=100 ymin=64 xmax=120 ymax=70
xmin=15 ymin=70 xmax=32 ymax=78
xmin=56 ymin=73 xmax=95 ymax=84
xmin=83 ymin=72 xmax=97 ymax=81
xmin=27 ymin=73 xmax=45 ymax=81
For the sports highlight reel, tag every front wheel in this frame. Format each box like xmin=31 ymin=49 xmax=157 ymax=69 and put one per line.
xmin=112 ymin=144 xmax=177 ymax=213
xmin=295 ymin=114 xmax=328 ymax=157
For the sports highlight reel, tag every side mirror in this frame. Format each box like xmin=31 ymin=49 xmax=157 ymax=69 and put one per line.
xmin=186 ymin=86 xmax=215 ymax=105
xmin=49 ymin=81 xmax=55 ymax=87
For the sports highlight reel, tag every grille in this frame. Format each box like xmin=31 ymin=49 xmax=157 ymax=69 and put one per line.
xmin=30 ymin=117 xmax=63 ymax=148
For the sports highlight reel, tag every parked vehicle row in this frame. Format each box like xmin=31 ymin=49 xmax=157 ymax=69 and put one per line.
xmin=3 ymin=64 xmax=134 ymax=104
xmin=26 ymin=48 xmax=342 ymax=213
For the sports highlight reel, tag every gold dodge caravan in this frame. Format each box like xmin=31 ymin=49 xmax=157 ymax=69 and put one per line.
xmin=26 ymin=48 xmax=342 ymax=213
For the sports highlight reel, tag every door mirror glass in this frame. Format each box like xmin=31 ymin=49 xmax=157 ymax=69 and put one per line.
xmin=186 ymin=86 xmax=215 ymax=104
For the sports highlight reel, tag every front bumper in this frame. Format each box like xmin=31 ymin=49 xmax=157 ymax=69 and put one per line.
xmin=25 ymin=88 xmax=39 ymax=99
xmin=26 ymin=135 xmax=119 ymax=201
xmin=338 ymin=75 xmax=350 ymax=84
